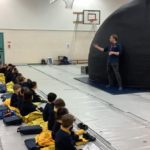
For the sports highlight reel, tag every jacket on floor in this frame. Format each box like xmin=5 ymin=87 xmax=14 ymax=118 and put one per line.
xmin=55 ymin=127 xmax=76 ymax=150
xmin=30 ymin=88 xmax=42 ymax=102
xmin=20 ymin=82 xmax=31 ymax=88
xmin=20 ymin=101 xmax=37 ymax=116
xmin=43 ymin=102 xmax=55 ymax=122
xmin=5 ymin=73 xmax=17 ymax=84
xmin=10 ymin=93 xmax=19 ymax=108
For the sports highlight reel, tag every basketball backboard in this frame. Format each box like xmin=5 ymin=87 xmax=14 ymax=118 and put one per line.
xmin=83 ymin=10 xmax=100 ymax=25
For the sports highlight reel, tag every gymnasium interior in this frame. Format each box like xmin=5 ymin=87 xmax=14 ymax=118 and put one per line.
xmin=0 ymin=0 xmax=150 ymax=150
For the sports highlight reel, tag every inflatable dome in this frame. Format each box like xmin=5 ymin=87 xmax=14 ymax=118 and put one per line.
xmin=88 ymin=0 xmax=150 ymax=88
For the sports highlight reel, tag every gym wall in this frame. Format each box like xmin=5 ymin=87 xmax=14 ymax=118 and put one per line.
xmin=0 ymin=0 xmax=131 ymax=64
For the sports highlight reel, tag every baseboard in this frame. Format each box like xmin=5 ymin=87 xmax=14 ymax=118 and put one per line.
xmin=28 ymin=63 xmax=41 ymax=65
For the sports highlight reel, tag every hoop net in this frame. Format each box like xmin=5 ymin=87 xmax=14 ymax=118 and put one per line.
xmin=63 ymin=0 xmax=75 ymax=9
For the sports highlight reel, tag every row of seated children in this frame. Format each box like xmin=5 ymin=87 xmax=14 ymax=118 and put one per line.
xmin=2 ymin=64 xmax=19 ymax=84
xmin=2 ymin=64 xmax=95 ymax=150
xmin=43 ymin=94 xmax=96 ymax=150
xmin=10 ymin=85 xmax=88 ymax=150
xmin=0 ymin=63 xmax=31 ymax=85
xmin=9 ymin=84 xmax=38 ymax=116
xmin=10 ymin=81 xmax=46 ymax=108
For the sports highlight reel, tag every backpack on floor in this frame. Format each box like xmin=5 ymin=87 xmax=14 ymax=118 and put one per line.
xmin=0 ymin=105 xmax=9 ymax=119
xmin=2 ymin=110 xmax=16 ymax=118
xmin=17 ymin=125 xmax=42 ymax=135
xmin=60 ymin=56 xmax=69 ymax=65
xmin=41 ymin=59 xmax=46 ymax=65
xmin=0 ymin=105 xmax=9 ymax=111
xmin=3 ymin=116 xmax=23 ymax=125
xmin=1 ymin=93 xmax=13 ymax=102
xmin=24 ymin=138 xmax=40 ymax=150
xmin=0 ymin=84 xmax=6 ymax=93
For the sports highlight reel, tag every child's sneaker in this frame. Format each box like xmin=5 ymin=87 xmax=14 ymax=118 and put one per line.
xmin=83 ymin=133 xmax=96 ymax=142
xmin=77 ymin=123 xmax=88 ymax=130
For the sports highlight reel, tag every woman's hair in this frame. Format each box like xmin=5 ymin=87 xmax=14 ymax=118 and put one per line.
xmin=13 ymin=84 xmax=21 ymax=91
xmin=56 ymin=108 xmax=68 ymax=120
xmin=30 ymin=81 xmax=37 ymax=89
xmin=21 ymin=87 xmax=29 ymax=95
xmin=24 ymin=91 xmax=33 ymax=102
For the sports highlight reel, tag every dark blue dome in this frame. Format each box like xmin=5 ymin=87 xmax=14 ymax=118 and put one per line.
xmin=89 ymin=0 xmax=150 ymax=88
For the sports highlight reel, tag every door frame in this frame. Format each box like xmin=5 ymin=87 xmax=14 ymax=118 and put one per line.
xmin=0 ymin=33 xmax=5 ymax=64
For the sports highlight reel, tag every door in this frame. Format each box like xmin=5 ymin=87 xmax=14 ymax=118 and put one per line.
xmin=0 ymin=33 xmax=5 ymax=64
xmin=0 ymin=51 xmax=4 ymax=64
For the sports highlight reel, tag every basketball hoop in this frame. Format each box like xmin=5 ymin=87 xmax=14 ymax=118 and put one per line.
xmin=50 ymin=0 xmax=57 ymax=4
xmin=63 ymin=0 xmax=75 ymax=9
xmin=90 ymin=19 xmax=98 ymax=23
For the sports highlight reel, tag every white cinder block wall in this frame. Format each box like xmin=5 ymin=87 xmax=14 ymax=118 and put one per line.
xmin=0 ymin=0 xmax=131 ymax=64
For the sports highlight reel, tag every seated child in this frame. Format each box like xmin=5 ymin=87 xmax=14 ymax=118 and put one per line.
xmin=30 ymin=81 xmax=43 ymax=102
xmin=20 ymin=91 xmax=38 ymax=116
xmin=43 ymin=92 xmax=57 ymax=122
xmin=16 ymin=73 xmax=23 ymax=81
xmin=5 ymin=68 xmax=17 ymax=84
xmin=52 ymin=108 xmax=68 ymax=140
xmin=2 ymin=64 xmax=7 ymax=74
xmin=10 ymin=84 xmax=21 ymax=108
xmin=18 ymin=77 xmax=30 ymax=88
xmin=55 ymin=114 xmax=80 ymax=150
xmin=18 ymin=87 xmax=29 ymax=110
xmin=52 ymin=108 xmax=91 ymax=143
xmin=14 ymin=68 xmax=19 ymax=77
xmin=0 ymin=64 xmax=7 ymax=74
xmin=0 ymin=63 xmax=3 ymax=73
xmin=48 ymin=98 xmax=65 ymax=130
xmin=0 ymin=63 xmax=2 ymax=68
